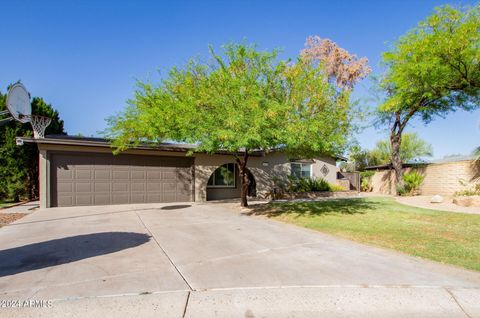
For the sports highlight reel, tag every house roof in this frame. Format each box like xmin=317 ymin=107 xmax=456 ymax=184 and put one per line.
xmin=17 ymin=134 xmax=345 ymax=160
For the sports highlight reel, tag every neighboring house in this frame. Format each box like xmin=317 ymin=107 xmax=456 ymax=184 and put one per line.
xmin=18 ymin=135 xmax=345 ymax=208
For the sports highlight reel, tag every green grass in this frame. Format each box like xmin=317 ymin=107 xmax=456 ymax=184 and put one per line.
xmin=257 ymin=197 xmax=480 ymax=271
xmin=0 ymin=199 xmax=15 ymax=209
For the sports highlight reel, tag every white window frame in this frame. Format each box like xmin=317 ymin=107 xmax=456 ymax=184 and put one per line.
xmin=207 ymin=163 xmax=236 ymax=188
xmin=290 ymin=162 xmax=313 ymax=179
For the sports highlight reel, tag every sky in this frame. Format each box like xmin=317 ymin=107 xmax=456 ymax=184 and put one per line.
xmin=1 ymin=0 xmax=479 ymax=159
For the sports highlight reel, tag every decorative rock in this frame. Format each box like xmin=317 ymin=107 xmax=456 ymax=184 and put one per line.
xmin=430 ymin=195 xmax=444 ymax=203
xmin=453 ymin=195 xmax=480 ymax=207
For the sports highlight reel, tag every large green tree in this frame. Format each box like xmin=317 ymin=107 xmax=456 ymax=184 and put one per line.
xmin=0 ymin=88 xmax=65 ymax=201
xmin=107 ymin=42 xmax=369 ymax=206
xmin=377 ymin=5 xmax=480 ymax=190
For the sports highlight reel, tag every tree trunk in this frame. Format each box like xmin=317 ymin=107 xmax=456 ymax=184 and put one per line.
xmin=390 ymin=130 xmax=403 ymax=193
xmin=236 ymin=153 xmax=249 ymax=207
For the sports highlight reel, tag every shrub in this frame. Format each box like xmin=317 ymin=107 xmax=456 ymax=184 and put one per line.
xmin=330 ymin=184 xmax=347 ymax=192
xmin=360 ymin=171 xmax=375 ymax=192
xmin=396 ymin=185 xmax=408 ymax=196
xmin=281 ymin=177 xmax=332 ymax=192
xmin=402 ymin=170 xmax=424 ymax=195
xmin=455 ymin=183 xmax=480 ymax=196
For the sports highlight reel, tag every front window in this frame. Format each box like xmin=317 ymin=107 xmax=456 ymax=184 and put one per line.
xmin=291 ymin=163 xmax=312 ymax=178
xmin=207 ymin=163 xmax=236 ymax=187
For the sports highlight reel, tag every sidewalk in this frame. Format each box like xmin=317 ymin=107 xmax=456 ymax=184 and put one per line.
xmin=0 ymin=201 xmax=39 ymax=214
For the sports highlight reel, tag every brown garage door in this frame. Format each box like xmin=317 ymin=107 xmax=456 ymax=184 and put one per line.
xmin=51 ymin=152 xmax=194 ymax=207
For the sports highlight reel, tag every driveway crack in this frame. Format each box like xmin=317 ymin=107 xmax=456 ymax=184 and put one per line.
xmin=135 ymin=211 xmax=194 ymax=291
xmin=445 ymin=288 xmax=472 ymax=318
xmin=182 ymin=291 xmax=191 ymax=318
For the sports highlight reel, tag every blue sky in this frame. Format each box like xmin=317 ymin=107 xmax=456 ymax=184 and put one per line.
xmin=1 ymin=0 xmax=478 ymax=159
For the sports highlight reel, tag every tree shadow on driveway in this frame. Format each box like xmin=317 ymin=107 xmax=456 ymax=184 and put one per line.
xmin=244 ymin=198 xmax=381 ymax=218
xmin=0 ymin=232 xmax=151 ymax=277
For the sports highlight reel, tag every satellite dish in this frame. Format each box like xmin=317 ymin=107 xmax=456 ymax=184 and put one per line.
xmin=6 ymin=83 xmax=31 ymax=123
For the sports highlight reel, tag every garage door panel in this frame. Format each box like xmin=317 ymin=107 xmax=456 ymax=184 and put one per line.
xmin=162 ymin=171 xmax=176 ymax=180
xmin=131 ymin=183 xmax=145 ymax=192
xmin=146 ymin=194 xmax=162 ymax=203
xmin=147 ymin=171 xmax=161 ymax=180
xmin=75 ymin=182 xmax=92 ymax=192
xmin=57 ymin=182 xmax=73 ymax=193
xmin=163 ymin=182 xmax=176 ymax=192
xmin=58 ymin=196 xmax=73 ymax=207
xmin=94 ymin=170 xmax=111 ymax=179
xmin=130 ymin=194 xmax=145 ymax=203
xmin=75 ymin=170 xmax=92 ymax=180
xmin=112 ymin=194 xmax=129 ymax=204
xmin=113 ymin=183 xmax=129 ymax=192
xmin=51 ymin=153 xmax=193 ymax=207
xmin=131 ymin=171 xmax=146 ymax=180
xmin=113 ymin=170 xmax=129 ymax=180
xmin=163 ymin=193 xmax=176 ymax=202
xmin=94 ymin=195 xmax=110 ymax=205
xmin=147 ymin=183 xmax=161 ymax=191
xmin=57 ymin=169 xmax=73 ymax=179
xmin=94 ymin=182 xmax=111 ymax=192
xmin=75 ymin=195 xmax=93 ymax=206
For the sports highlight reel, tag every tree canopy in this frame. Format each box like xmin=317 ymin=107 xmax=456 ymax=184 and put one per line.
xmin=107 ymin=41 xmax=369 ymax=206
xmin=376 ymin=4 xmax=480 ymax=188
xmin=0 ymin=88 xmax=65 ymax=201
xmin=343 ymin=132 xmax=433 ymax=172
xmin=371 ymin=133 xmax=433 ymax=164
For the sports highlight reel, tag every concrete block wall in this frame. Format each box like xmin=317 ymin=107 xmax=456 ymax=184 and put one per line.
xmin=370 ymin=160 xmax=479 ymax=196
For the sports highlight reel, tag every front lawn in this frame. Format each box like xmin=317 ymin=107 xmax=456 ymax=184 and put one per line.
xmin=252 ymin=197 xmax=480 ymax=271
xmin=0 ymin=199 xmax=16 ymax=209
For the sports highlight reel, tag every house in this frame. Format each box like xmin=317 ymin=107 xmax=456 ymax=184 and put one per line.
xmin=18 ymin=135 xmax=345 ymax=208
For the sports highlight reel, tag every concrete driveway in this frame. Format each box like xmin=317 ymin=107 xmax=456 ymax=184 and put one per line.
xmin=0 ymin=202 xmax=479 ymax=317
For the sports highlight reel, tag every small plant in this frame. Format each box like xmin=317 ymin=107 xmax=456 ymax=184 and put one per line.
xmin=360 ymin=171 xmax=375 ymax=192
xmin=330 ymin=184 xmax=347 ymax=192
xmin=396 ymin=185 xmax=408 ymax=196
xmin=455 ymin=183 xmax=480 ymax=196
xmin=402 ymin=170 xmax=424 ymax=195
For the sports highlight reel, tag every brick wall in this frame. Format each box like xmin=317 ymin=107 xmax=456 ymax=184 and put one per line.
xmin=369 ymin=160 xmax=479 ymax=195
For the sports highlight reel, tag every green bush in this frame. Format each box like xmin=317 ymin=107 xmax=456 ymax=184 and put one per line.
xmin=402 ymin=170 xmax=424 ymax=195
xmin=284 ymin=177 xmax=332 ymax=192
xmin=396 ymin=185 xmax=408 ymax=196
xmin=360 ymin=171 xmax=375 ymax=192
xmin=330 ymin=184 xmax=347 ymax=192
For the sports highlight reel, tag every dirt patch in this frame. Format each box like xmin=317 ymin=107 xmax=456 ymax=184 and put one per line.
xmin=0 ymin=213 xmax=27 ymax=226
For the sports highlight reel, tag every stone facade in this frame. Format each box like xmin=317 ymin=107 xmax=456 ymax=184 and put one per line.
xmin=369 ymin=160 xmax=479 ymax=196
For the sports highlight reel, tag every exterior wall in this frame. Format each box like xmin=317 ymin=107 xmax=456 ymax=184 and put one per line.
xmin=370 ymin=160 xmax=479 ymax=195
xmin=195 ymin=152 xmax=340 ymax=201
xmin=312 ymin=156 xmax=338 ymax=184
xmin=39 ymin=149 xmax=49 ymax=209
xmin=37 ymin=143 xmax=341 ymax=206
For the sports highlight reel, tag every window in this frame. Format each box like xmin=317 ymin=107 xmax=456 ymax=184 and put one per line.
xmin=291 ymin=163 xmax=312 ymax=178
xmin=207 ymin=163 xmax=236 ymax=187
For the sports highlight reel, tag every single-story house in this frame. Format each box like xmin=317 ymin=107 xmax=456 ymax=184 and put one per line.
xmin=18 ymin=135 xmax=346 ymax=208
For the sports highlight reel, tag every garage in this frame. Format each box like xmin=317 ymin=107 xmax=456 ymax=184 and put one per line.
xmin=50 ymin=152 xmax=194 ymax=207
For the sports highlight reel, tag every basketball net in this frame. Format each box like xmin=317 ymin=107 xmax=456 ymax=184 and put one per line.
xmin=23 ymin=115 xmax=52 ymax=139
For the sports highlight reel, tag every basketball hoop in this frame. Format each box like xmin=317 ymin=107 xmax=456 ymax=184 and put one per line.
xmin=24 ymin=115 xmax=52 ymax=139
